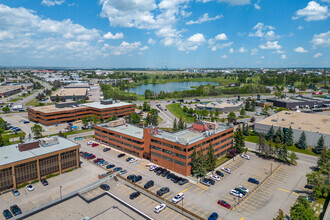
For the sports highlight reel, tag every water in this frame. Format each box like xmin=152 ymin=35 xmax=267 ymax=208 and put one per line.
xmin=128 ymin=81 xmax=218 ymax=95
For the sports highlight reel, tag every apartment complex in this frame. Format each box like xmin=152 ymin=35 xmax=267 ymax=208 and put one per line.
xmin=0 ymin=136 xmax=80 ymax=191
xmin=28 ymin=99 xmax=135 ymax=126
xmin=95 ymin=119 xmax=233 ymax=176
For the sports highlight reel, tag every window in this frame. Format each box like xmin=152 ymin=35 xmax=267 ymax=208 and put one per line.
xmin=151 ymin=145 xmax=162 ymax=151
xmin=174 ymin=145 xmax=186 ymax=152
xmin=174 ymin=160 xmax=186 ymax=166
xmin=162 ymin=155 xmax=173 ymax=162
xmin=163 ymin=149 xmax=173 ymax=155
xmin=151 ymin=152 xmax=162 ymax=158
xmin=174 ymin=153 xmax=186 ymax=159
xmin=163 ymin=142 xmax=173 ymax=148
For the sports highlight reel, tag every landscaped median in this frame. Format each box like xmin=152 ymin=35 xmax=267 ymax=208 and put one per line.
xmin=166 ymin=103 xmax=195 ymax=123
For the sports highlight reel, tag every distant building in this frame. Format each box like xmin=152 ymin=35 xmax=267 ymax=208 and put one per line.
xmin=196 ymin=101 xmax=243 ymax=113
xmin=28 ymin=99 xmax=135 ymax=126
xmin=266 ymin=97 xmax=330 ymax=109
xmin=0 ymin=86 xmax=22 ymax=98
xmin=0 ymin=136 xmax=80 ymax=191
xmin=64 ymin=83 xmax=90 ymax=89
xmin=50 ymin=88 xmax=88 ymax=101
xmin=95 ymin=119 xmax=233 ymax=176
xmin=254 ymin=111 xmax=330 ymax=147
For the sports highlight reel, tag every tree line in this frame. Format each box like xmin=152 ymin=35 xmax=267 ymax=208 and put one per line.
xmin=190 ymin=144 xmax=217 ymax=178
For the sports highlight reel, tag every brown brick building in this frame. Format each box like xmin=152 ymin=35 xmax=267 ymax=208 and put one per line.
xmin=28 ymin=99 xmax=135 ymax=126
xmin=0 ymin=136 xmax=80 ymax=192
xmin=95 ymin=120 xmax=233 ymax=176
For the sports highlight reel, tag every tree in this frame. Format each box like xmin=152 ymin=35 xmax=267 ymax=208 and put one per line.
xmin=206 ymin=144 xmax=216 ymax=172
xmin=55 ymin=94 xmax=60 ymax=102
xmin=31 ymin=124 xmax=42 ymax=139
xmin=129 ymin=113 xmax=141 ymax=124
xmin=240 ymin=108 xmax=246 ymax=116
xmin=2 ymin=107 xmax=10 ymax=113
xmin=142 ymin=101 xmax=151 ymax=111
xmin=257 ymin=133 xmax=267 ymax=156
xmin=251 ymin=99 xmax=256 ymax=111
xmin=190 ymin=148 xmax=198 ymax=175
xmin=273 ymin=209 xmax=285 ymax=220
xmin=111 ymin=114 xmax=118 ymax=121
xmin=317 ymin=148 xmax=329 ymax=170
xmin=215 ymin=108 xmax=220 ymax=118
xmin=91 ymin=114 xmax=99 ymax=125
xmin=265 ymin=125 xmax=275 ymax=141
xmin=274 ymin=127 xmax=283 ymax=143
xmin=245 ymin=99 xmax=250 ymax=111
xmin=296 ymin=131 xmax=307 ymax=150
xmin=227 ymin=111 xmax=236 ymax=123
xmin=243 ymin=123 xmax=249 ymax=136
xmin=195 ymin=149 xmax=206 ymax=178
xmin=60 ymin=96 xmax=66 ymax=102
xmin=285 ymin=126 xmax=293 ymax=146
xmin=178 ymin=116 xmax=184 ymax=130
xmin=72 ymin=94 xmax=77 ymax=101
xmin=288 ymin=151 xmax=298 ymax=165
xmin=82 ymin=116 xmax=90 ymax=127
xmin=313 ymin=135 xmax=325 ymax=154
xmin=172 ymin=118 xmax=177 ymax=131
xmin=262 ymin=105 xmax=270 ymax=115
xmin=233 ymin=125 xmax=245 ymax=153
xmin=290 ymin=197 xmax=318 ymax=220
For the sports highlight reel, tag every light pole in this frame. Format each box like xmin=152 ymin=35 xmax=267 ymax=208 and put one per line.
xmin=182 ymin=197 xmax=184 ymax=213
xmin=60 ymin=186 xmax=62 ymax=200
xmin=271 ymin=163 xmax=273 ymax=174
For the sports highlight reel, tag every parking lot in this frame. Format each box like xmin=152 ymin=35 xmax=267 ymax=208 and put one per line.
xmin=75 ymin=137 xmax=313 ymax=220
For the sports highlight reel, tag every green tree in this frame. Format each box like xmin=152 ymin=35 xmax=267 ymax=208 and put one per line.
xmin=288 ymin=151 xmax=298 ymax=165
xmin=142 ymin=101 xmax=151 ymax=111
xmin=2 ymin=107 xmax=10 ymax=113
xmin=273 ymin=209 xmax=285 ymax=220
xmin=290 ymin=197 xmax=318 ymax=220
xmin=215 ymin=108 xmax=220 ymax=118
xmin=91 ymin=114 xmax=99 ymax=125
xmin=245 ymin=99 xmax=250 ymax=111
xmin=227 ymin=111 xmax=236 ymax=122
xmin=178 ymin=116 xmax=184 ymax=130
xmin=262 ymin=105 xmax=270 ymax=115
xmin=257 ymin=133 xmax=267 ymax=155
xmin=195 ymin=149 xmax=206 ymax=178
xmin=233 ymin=125 xmax=245 ymax=153
xmin=72 ymin=94 xmax=77 ymax=101
xmin=129 ymin=113 xmax=141 ymax=124
xmin=313 ymin=135 xmax=325 ymax=154
xmin=31 ymin=124 xmax=42 ymax=139
xmin=172 ymin=118 xmax=177 ymax=131
xmin=285 ymin=126 xmax=293 ymax=146
xmin=243 ymin=123 xmax=249 ymax=136
xmin=251 ymin=99 xmax=256 ymax=111
xmin=274 ymin=127 xmax=284 ymax=143
xmin=240 ymin=108 xmax=246 ymax=116
xmin=81 ymin=116 xmax=90 ymax=127
xmin=317 ymin=148 xmax=329 ymax=170
xmin=206 ymin=144 xmax=216 ymax=172
xmin=296 ymin=131 xmax=307 ymax=150
xmin=55 ymin=94 xmax=60 ymax=102
xmin=111 ymin=114 xmax=118 ymax=121
xmin=265 ymin=125 xmax=275 ymax=141
xmin=190 ymin=147 xmax=198 ymax=175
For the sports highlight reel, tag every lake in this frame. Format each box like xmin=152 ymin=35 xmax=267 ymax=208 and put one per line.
xmin=128 ymin=81 xmax=218 ymax=95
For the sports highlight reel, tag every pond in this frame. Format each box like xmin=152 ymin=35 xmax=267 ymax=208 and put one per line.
xmin=128 ymin=81 xmax=218 ymax=95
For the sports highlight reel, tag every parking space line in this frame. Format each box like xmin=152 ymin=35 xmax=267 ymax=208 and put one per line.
xmin=243 ymin=202 xmax=258 ymax=210
xmin=1 ymin=193 xmax=8 ymax=201
xmin=247 ymin=199 xmax=264 ymax=205
xmin=138 ymin=196 xmax=149 ymax=204
xmin=197 ymin=189 xmax=206 ymax=195
xmin=164 ymin=193 xmax=174 ymax=200
xmin=165 ymin=209 xmax=175 ymax=218
xmin=180 ymin=184 xmax=194 ymax=193
xmin=171 ymin=203 xmax=190 ymax=220
xmin=187 ymin=204 xmax=196 ymax=211
xmin=200 ymin=211 xmax=208 ymax=218
xmin=194 ymin=208 xmax=202 ymax=214
xmin=152 ymin=187 xmax=161 ymax=193
xmin=148 ymin=201 xmax=157 ymax=208
xmin=131 ymin=168 xmax=143 ymax=175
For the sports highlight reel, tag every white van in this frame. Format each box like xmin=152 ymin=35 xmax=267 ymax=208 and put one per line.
xmin=154 ymin=204 xmax=166 ymax=213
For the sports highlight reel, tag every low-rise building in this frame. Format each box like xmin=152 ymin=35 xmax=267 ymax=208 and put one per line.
xmin=64 ymin=83 xmax=90 ymax=89
xmin=0 ymin=136 xmax=80 ymax=191
xmin=50 ymin=88 xmax=88 ymax=101
xmin=95 ymin=119 xmax=233 ymax=176
xmin=254 ymin=111 xmax=330 ymax=147
xmin=28 ymin=99 xmax=135 ymax=126
xmin=266 ymin=97 xmax=330 ymax=109
xmin=0 ymin=86 xmax=22 ymax=98
xmin=196 ymin=101 xmax=243 ymax=113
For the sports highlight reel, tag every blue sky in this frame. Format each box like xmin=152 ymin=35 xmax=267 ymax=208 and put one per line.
xmin=0 ymin=0 xmax=329 ymax=68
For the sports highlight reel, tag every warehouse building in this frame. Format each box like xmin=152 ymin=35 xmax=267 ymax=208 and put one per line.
xmin=266 ymin=97 xmax=330 ymax=109
xmin=95 ymin=119 xmax=233 ymax=176
xmin=0 ymin=136 xmax=80 ymax=192
xmin=0 ymin=86 xmax=22 ymax=98
xmin=28 ymin=99 xmax=135 ymax=126
xmin=64 ymin=83 xmax=90 ymax=89
xmin=50 ymin=88 xmax=88 ymax=101
xmin=254 ymin=111 xmax=330 ymax=148
xmin=196 ymin=100 xmax=243 ymax=113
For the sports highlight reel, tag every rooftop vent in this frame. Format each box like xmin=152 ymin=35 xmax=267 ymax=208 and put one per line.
xmin=101 ymin=98 xmax=114 ymax=105
xmin=39 ymin=137 xmax=59 ymax=147
xmin=291 ymin=122 xmax=294 ymax=124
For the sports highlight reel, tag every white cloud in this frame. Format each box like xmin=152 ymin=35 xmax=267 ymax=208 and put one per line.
xmin=103 ymin=32 xmax=124 ymax=39
xmin=249 ymin=22 xmax=278 ymax=40
xmin=177 ymin=33 xmax=206 ymax=51
xmin=313 ymin=52 xmax=322 ymax=58
xmin=254 ymin=0 xmax=261 ymax=10
xmin=186 ymin=13 xmax=222 ymax=25
xmin=311 ymin=31 xmax=330 ymax=48
xmin=217 ymin=0 xmax=250 ymax=5
xmin=293 ymin=1 xmax=329 ymax=21
xmin=112 ymin=41 xmax=142 ymax=55
xmin=229 ymin=48 xmax=234 ymax=53
xmin=294 ymin=47 xmax=308 ymax=53
xmin=139 ymin=45 xmax=149 ymax=51
xmin=239 ymin=47 xmax=247 ymax=53
xmin=250 ymin=48 xmax=258 ymax=55
xmin=298 ymin=26 xmax=304 ymax=30
xmin=281 ymin=54 xmax=287 ymax=59
xmin=222 ymin=55 xmax=228 ymax=59
xmin=147 ymin=38 xmax=156 ymax=45
xmin=273 ymin=50 xmax=284 ymax=54
xmin=259 ymin=41 xmax=282 ymax=50
xmin=41 ymin=0 xmax=65 ymax=6
xmin=215 ymin=33 xmax=228 ymax=41
xmin=261 ymin=56 xmax=265 ymax=59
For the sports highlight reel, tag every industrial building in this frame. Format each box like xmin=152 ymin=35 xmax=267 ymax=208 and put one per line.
xmin=28 ymin=99 xmax=135 ymax=126
xmin=266 ymin=97 xmax=330 ymax=109
xmin=0 ymin=86 xmax=23 ymax=98
xmin=0 ymin=136 xmax=80 ymax=191
xmin=64 ymin=83 xmax=90 ymax=89
xmin=196 ymin=101 xmax=243 ymax=113
xmin=50 ymin=88 xmax=88 ymax=101
xmin=254 ymin=111 xmax=330 ymax=148
xmin=95 ymin=119 xmax=233 ymax=176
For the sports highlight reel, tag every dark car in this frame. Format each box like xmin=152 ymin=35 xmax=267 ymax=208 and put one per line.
xmin=157 ymin=187 xmax=170 ymax=196
xmin=218 ymin=200 xmax=231 ymax=209
xmin=167 ymin=173 xmax=173 ymax=179
xmin=127 ymin=175 xmax=136 ymax=181
xmin=156 ymin=169 xmax=164 ymax=176
xmin=126 ymin=157 xmax=133 ymax=162
xmin=10 ymin=205 xmax=22 ymax=216
xmin=234 ymin=188 xmax=246 ymax=196
xmin=200 ymin=178 xmax=211 ymax=187
xmin=100 ymin=184 xmax=110 ymax=191
xmin=132 ymin=175 xmax=142 ymax=183
xmin=215 ymin=170 xmax=224 ymax=177
xmin=248 ymin=178 xmax=259 ymax=184
xmin=154 ymin=167 xmax=162 ymax=172
xmin=103 ymin=148 xmax=111 ymax=152
xmin=113 ymin=167 xmax=122 ymax=172
xmin=304 ymin=184 xmax=315 ymax=190
xmin=106 ymin=164 xmax=115 ymax=169
xmin=117 ymin=153 xmax=126 ymax=158
xmin=41 ymin=179 xmax=48 ymax=186
xmin=144 ymin=180 xmax=154 ymax=189
xmin=178 ymin=178 xmax=189 ymax=186
xmin=129 ymin=191 xmax=141 ymax=200
xmin=207 ymin=178 xmax=215 ymax=185
xmin=208 ymin=212 xmax=218 ymax=220
xmin=162 ymin=170 xmax=170 ymax=177
xmin=11 ymin=189 xmax=20 ymax=197
xmin=173 ymin=176 xmax=182 ymax=184
xmin=171 ymin=175 xmax=177 ymax=181
xmin=3 ymin=209 xmax=13 ymax=219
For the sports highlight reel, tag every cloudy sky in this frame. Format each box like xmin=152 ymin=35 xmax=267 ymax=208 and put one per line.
xmin=0 ymin=0 xmax=329 ymax=68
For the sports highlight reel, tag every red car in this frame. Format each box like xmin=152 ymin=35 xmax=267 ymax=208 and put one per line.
xmin=93 ymin=158 xmax=103 ymax=163
xmin=218 ymin=200 xmax=231 ymax=209
xmin=92 ymin=143 xmax=99 ymax=147
xmin=87 ymin=155 xmax=95 ymax=160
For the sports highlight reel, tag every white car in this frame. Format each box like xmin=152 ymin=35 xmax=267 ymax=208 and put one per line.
xmin=87 ymin=141 xmax=93 ymax=145
xmin=210 ymin=175 xmax=221 ymax=181
xmin=241 ymin=154 xmax=251 ymax=160
xmin=154 ymin=203 xmax=166 ymax=213
xmin=238 ymin=185 xmax=250 ymax=193
xmin=222 ymin=167 xmax=231 ymax=174
xmin=172 ymin=193 xmax=184 ymax=204
xmin=26 ymin=184 xmax=34 ymax=192
xmin=230 ymin=189 xmax=243 ymax=198
xmin=149 ymin=165 xmax=158 ymax=171
xmin=129 ymin=158 xmax=137 ymax=163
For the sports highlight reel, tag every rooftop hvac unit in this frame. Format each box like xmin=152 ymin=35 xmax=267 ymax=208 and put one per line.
xmin=39 ymin=137 xmax=59 ymax=147
xmin=291 ymin=122 xmax=294 ymax=124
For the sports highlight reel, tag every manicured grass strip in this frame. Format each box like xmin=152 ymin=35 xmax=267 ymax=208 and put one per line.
xmin=215 ymin=156 xmax=230 ymax=167
xmin=166 ymin=103 xmax=195 ymax=123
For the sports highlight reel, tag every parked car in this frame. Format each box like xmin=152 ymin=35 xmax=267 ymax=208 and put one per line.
xmin=304 ymin=184 xmax=315 ymax=190
xmin=200 ymin=178 xmax=211 ymax=187
xmin=167 ymin=173 xmax=173 ymax=179
xmin=129 ymin=191 xmax=141 ymax=200
xmin=132 ymin=175 xmax=142 ymax=183
xmin=106 ymin=164 xmax=115 ymax=169
xmin=118 ymin=153 xmax=126 ymax=158
xmin=92 ymin=143 xmax=99 ymax=147
xmin=127 ymin=175 xmax=136 ymax=181
xmin=129 ymin=158 xmax=137 ymax=163
xmin=157 ymin=187 xmax=170 ymax=196
xmin=210 ymin=175 xmax=221 ymax=181
xmin=23 ymin=121 xmax=30 ymax=124
xmin=113 ymin=167 xmax=122 ymax=172
xmin=172 ymin=193 xmax=184 ymax=204
xmin=241 ymin=154 xmax=251 ymax=160
xmin=11 ymin=189 xmax=20 ymax=197
xmin=87 ymin=155 xmax=95 ymax=160
xmin=218 ymin=200 xmax=231 ymax=209
xmin=25 ymin=184 xmax=34 ymax=191
xmin=154 ymin=203 xmax=166 ymax=213
xmin=144 ymin=180 xmax=154 ymax=189
xmin=208 ymin=212 xmax=218 ymax=220
xmin=215 ymin=170 xmax=224 ymax=177
xmin=10 ymin=205 xmax=22 ymax=216
xmin=178 ymin=178 xmax=189 ymax=186
xmin=41 ymin=179 xmax=48 ymax=186
xmin=238 ymin=185 xmax=249 ymax=193
xmin=162 ymin=170 xmax=170 ymax=177
xmin=230 ymin=189 xmax=243 ymax=198
xmin=221 ymin=167 xmax=231 ymax=174
xmin=3 ymin=209 xmax=13 ymax=219
xmin=205 ymin=178 xmax=215 ymax=185
xmin=248 ymin=177 xmax=259 ymax=184
xmin=149 ymin=165 xmax=158 ymax=171
xmin=103 ymin=148 xmax=111 ymax=152
xmin=87 ymin=141 xmax=93 ymax=145
xmin=126 ymin=157 xmax=133 ymax=162
xmin=100 ymin=184 xmax=110 ymax=191
xmin=234 ymin=187 xmax=246 ymax=196
xmin=118 ymin=170 xmax=127 ymax=175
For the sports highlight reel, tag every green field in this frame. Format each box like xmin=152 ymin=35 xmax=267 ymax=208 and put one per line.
xmin=165 ymin=103 xmax=195 ymax=123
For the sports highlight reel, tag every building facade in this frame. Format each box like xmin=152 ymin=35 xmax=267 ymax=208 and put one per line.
xmin=95 ymin=119 xmax=233 ymax=176
xmin=28 ymin=100 xmax=135 ymax=126
xmin=0 ymin=136 xmax=80 ymax=192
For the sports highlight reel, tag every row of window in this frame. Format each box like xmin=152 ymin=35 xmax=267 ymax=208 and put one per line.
xmin=150 ymin=152 xmax=186 ymax=167
xmin=151 ymin=145 xmax=186 ymax=159
xmin=96 ymin=128 xmax=144 ymax=145
xmin=151 ymin=139 xmax=186 ymax=152
xmin=96 ymin=134 xmax=144 ymax=151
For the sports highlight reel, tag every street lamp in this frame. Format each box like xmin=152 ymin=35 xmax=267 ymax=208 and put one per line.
xmin=271 ymin=163 xmax=273 ymax=174
xmin=60 ymin=186 xmax=62 ymax=200
xmin=182 ymin=197 xmax=184 ymax=213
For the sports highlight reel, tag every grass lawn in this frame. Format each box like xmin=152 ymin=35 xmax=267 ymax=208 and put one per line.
xmin=312 ymin=198 xmax=326 ymax=218
xmin=26 ymin=99 xmax=39 ymax=106
xmin=166 ymin=103 xmax=195 ymax=123
xmin=215 ymin=156 xmax=230 ymax=167
xmin=50 ymin=129 xmax=93 ymax=138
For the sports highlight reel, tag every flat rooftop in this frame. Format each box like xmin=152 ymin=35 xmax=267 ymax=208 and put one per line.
xmin=256 ymin=111 xmax=330 ymax=135
xmin=197 ymin=101 xmax=243 ymax=108
xmin=0 ymin=136 xmax=79 ymax=167
xmin=97 ymin=123 xmax=144 ymax=139
xmin=268 ymin=97 xmax=325 ymax=103
xmin=52 ymin=88 xmax=87 ymax=97
xmin=0 ymin=85 xmax=21 ymax=93
xmin=82 ymin=101 xmax=133 ymax=109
